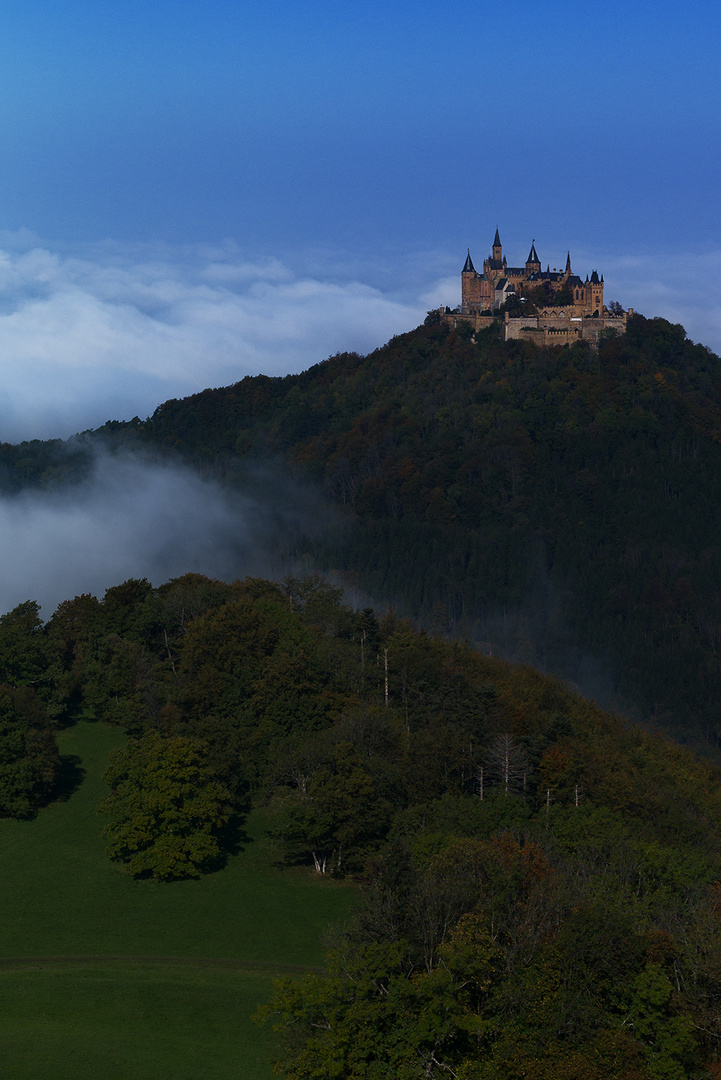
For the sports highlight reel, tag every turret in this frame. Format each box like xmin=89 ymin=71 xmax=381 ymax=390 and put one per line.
xmin=565 ymin=251 xmax=572 ymax=277
xmin=525 ymin=241 xmax=541 ymax=275
xmin=492 ymin=227 xmax=502 ymax=263
xmin=588 ymin=269 xmax=604 ymax=316
xmin=461 ymin=250 xmax=489 ymax=314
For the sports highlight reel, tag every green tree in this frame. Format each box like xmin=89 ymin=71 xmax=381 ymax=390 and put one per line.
xmin=99 ymin=730 xmax=231 ymax=880
xmin=628 ymin=964 xmax=698 ymax=1080
xmin=0 ymin=600 xmax=48 ymax=687
xmin=0 ymin=684 xmax=59 ymax=817
xmin=273 ymin=742 xmax=392 ymax=874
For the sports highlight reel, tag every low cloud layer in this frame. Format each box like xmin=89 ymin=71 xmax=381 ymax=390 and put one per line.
xmin=0 ymin=236 xmax=430 ymax=442
xmin=601 ymin=249 xmax=721 ymax=352
xmin=0 ymin=235 xmax=717 ymax=445
xmin=0 ymin=452 xmax=318 ymax=618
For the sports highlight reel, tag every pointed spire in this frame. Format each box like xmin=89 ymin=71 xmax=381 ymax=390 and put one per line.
xmin=527 ymin=241 xmax=540 ymax=265
xmin=493 ymin=227 xmax=501 ymax=248
xmin=463 ymin=249 xmax=475 ymax=273
xmin=565 ymin=251 xmax=572 ymax=275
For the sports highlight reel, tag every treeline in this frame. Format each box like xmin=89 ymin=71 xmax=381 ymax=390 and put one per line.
xmin=3 ymin=572 xmax=721 ymax=1074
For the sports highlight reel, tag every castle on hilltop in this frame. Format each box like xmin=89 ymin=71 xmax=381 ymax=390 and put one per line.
xmin=441 ymin=229 xmax=629 ymax=344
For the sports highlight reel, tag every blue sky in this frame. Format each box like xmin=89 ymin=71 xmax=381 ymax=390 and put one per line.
xmin=0 ymin=0 xmax=718 ymax=439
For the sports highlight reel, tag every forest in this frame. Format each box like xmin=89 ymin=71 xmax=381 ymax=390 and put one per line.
xmin=1 ymin=571 xmax=721 ymax=1078
xmin=2 ymin=313 xmax=721 ymax=1074
xmin=1 ymin=312 xmax=719 ymax=754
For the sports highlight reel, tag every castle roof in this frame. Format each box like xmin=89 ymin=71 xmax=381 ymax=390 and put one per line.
xmin=590 ymin=270 xmax=600 ymax=284
xmin=493 ymin=227 xmax=502 ymax=248
xmin=486 ymin=258 xmax=505 ymax=271
xmin=526 ymin=242 xmax=540 ymax=264
xmin=463 ymin=251 xmax=476 ymax=273
xmin=528 ymin=270 xmax=563 ymax=283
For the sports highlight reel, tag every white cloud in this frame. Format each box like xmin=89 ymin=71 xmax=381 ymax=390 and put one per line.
xmin=0 ymin=240 xmax=428 ymax=442
xmin=586 ymin=249 xmax=721 ymax=354
xmin=419 ymin=274 xmax=458 ymax=312
xmin=0 ymin=236 xmax=717 ymax=445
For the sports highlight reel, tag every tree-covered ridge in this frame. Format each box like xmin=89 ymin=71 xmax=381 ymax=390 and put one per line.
xmin=1 ymin=314 xmax=721 ymax=751
xmin=135 ymin=316 xmax=721 ymax=751
xmin=2 ymin=572 xmax=721 ymax=1074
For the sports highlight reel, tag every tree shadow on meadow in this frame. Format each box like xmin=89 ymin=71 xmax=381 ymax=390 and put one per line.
xmin=52 ymin=754 xmax=86 ymax=803
xmin=209 ymin=811 xmax=253 ymax=873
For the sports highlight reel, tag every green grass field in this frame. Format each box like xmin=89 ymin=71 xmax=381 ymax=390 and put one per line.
xmin=0 ymin=722 xmax=357 ymax=1078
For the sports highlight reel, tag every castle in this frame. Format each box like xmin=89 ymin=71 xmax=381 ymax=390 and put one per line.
xmin=442 ymin=229 xmax=629 ymax=344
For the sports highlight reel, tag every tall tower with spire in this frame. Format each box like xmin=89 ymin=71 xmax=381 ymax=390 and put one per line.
xmin=461 ymin=250 xmax=477 ymax=314
xmin=525 ymin=241 xmax=541 ymax=275
xmin=461 ymin=250 xmax=491 ymax=314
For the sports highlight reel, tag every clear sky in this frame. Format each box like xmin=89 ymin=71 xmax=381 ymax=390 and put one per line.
xmin=0 ymin=0 xmax=719 ymax=439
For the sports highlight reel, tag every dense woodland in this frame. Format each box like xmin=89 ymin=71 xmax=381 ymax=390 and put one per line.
xmin=2 ymin=315 xmax=721 ymax=1073
xmin=1 ymin=313 xmax=719 ymax=752
xmin=0 ymin=572 xmax=720 ymax=1077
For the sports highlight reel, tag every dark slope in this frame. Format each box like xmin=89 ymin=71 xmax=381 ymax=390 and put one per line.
xmin=3 ymin=313 xmax=721 ymax=749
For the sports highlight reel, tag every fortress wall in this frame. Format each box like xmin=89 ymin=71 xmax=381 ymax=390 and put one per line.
xmin=439 ymin=310 xmax=627 ymax=345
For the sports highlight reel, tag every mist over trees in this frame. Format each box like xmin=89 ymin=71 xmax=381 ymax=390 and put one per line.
xmin=6 ymin=313 xmax=719 ymax=754
xmin=146 ymin=316 xmax=721 ymax=753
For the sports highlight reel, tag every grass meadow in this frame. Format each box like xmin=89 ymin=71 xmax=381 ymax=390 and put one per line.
xmin=0 ymin=722 xmax=357 ymax=1078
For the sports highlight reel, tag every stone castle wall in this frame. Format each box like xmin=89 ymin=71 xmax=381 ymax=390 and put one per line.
xmin=440 ymin=308 xmax=629 ymax=345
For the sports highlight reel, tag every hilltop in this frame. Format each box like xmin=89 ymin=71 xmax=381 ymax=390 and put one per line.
xmin=2 ymin=313 xmax=721 ymax=753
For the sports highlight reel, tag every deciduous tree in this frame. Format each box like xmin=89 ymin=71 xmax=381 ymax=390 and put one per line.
xmin=100 ymin=730 xmax=231 ymax=880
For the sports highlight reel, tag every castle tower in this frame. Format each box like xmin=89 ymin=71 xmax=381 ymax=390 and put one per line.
xmin=461 ymin=250 xmax=491 ymax=314
xmin=492 ymin=227 xmax=502 ymax=263
xmin=565 ymin=252 xmax=572 ymax=278
xmin=588 ymin=270 xmax=604 ymax=315
xmin=525 ymin=241 xmax=541 ymax=275
xmin=461 ymin=250 xmax=477 ymax=314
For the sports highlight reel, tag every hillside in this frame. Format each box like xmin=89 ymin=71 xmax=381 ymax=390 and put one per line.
xmin=2 ymin=572 xmax=721 ymax=1076
xmin=114 ymin=315 xmax=721 ymax=750
xmin=0 ymin=720 xmax=355 ymax=1079
xmin=2 ymin=314 xmax=721 ymax=752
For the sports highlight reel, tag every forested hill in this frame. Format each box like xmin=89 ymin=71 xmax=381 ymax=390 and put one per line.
xmin=3 ymin=313 xmax=721 ymax=750
xmin=5 ymin=570 xmax=721 ymax=1078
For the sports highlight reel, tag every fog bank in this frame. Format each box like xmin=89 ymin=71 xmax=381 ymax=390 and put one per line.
xmin=0 ymin=452 xmax=318 ymax=618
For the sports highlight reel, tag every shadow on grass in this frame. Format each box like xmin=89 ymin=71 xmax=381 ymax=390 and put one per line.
xmin=52 ymin=754 xmax=87 ymax=803
xmin=219 ymin=812 xmax=253 ymax=860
